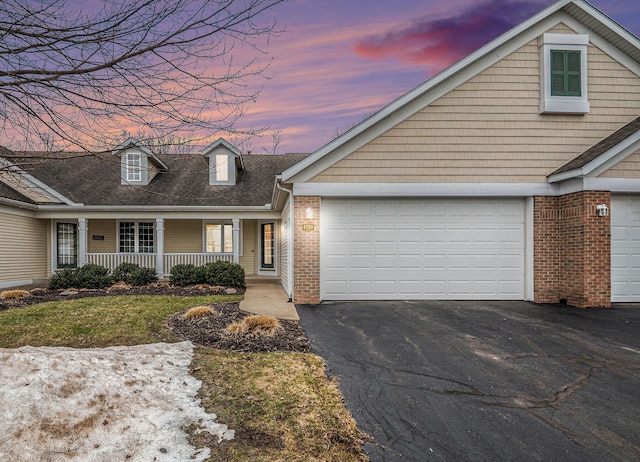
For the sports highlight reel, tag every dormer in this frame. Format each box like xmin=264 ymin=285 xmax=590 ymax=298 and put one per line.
xmin=202 ymin=138 xmax=244 ymax=185
xmin=113 ymin=138 xmax=168 ymax=186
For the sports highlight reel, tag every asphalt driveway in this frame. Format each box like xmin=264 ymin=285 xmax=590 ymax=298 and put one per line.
xmin=297 ymin=301 xmax=640 ymax=462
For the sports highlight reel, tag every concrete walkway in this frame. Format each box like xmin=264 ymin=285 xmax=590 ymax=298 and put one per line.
xmin=239 ymin=280 xmax=299 ymax=320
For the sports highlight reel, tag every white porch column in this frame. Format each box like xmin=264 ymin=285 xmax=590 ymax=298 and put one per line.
xmin=77 ymin=218 xmax=88 ymax=267
xmin=232 ymin=218 xmax=240 ymax=264
xmin=156 ymin=218 xmax=165 ymax=278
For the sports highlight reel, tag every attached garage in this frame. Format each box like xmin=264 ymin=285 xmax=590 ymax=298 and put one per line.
xmin=320 ymin=198 xmax=526 ymax=300
xmin=611 ymin=195 xmax=640 ymax=302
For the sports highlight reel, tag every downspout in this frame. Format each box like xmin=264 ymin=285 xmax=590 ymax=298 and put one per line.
xmin=275 ymin=177 xmax=294 ymax=302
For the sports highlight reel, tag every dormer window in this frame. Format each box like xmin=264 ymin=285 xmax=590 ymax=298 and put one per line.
xmin=125 ymin=152 xmax=142 ymax=182
xmin=215 ymin=154 xmax=229 ymax=182
xmin=539 ymin=33 xmax=589 ymax=114
xmin=114 ymin=138 xmax=168 ymax=186
xmin=203 ymin=138 xmax=244 ymax=186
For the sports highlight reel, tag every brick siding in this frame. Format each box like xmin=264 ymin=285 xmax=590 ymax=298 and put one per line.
xmin=293 ymin=196 xmax=321 ymax=304
xmin=534 ymin=191 xmax=611 ymax=308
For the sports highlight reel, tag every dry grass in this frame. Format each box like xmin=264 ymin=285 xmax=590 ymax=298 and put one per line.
xmin=0 ymin=295 xmax=369 ymax=461
xmin=191 ymin=349 xmax=370 ymax=461
xmin=106 ymin=282 xmax=132 ymax=292
xmin=225 ymin=315 xmax=282 ymax=337
xmin=183 ymin=306 xmax=216 ymax=319
xmin=0 ymin=290 xmax=31 ymax=300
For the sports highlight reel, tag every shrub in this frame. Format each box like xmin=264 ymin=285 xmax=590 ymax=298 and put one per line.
xmin=203 ymin=261 xmax=245 ymax=288
xmin=48 ymin=268 xmax=79 ymax=290
xmin=114 ymin=262 xmax=158 ymax=286
xmin=113 ymin=262 xmax=140 ymax=282
xmin=169 ymin=264 xmax=199 ymax=286
xmin=74 ymin=264 xmax=113 ymax=289
xmin=128 ymin=266 xmax=158 ymax=286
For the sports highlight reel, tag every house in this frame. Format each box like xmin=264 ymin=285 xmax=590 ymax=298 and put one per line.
xmin=1 ymin=0 xmax=640 ymax=308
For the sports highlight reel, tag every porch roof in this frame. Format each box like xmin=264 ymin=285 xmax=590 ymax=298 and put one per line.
xmin=2 ymin=152 xmax=307 ymax=208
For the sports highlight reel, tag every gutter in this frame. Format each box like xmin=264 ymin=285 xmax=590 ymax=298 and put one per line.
xmin=275 ymin=175 xmax=294 ymax=302
xmin=0 ymin=197 xmax=38 ymax=211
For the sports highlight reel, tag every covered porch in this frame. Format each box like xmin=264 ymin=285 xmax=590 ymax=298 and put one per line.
xmin=50 ymin=216 xmax=280 ymax=279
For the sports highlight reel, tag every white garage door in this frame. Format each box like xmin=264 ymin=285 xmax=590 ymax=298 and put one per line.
xmin=321 ymin=198 xmax=525 ymax=300
xmin=611 ymin=195 xmax=640 ymax=302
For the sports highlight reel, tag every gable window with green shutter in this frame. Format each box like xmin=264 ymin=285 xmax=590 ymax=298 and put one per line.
xmin=539 ymin=33 xmax=589 ymax=114
xmin=551 ymin=50 xmax=581 ymax=96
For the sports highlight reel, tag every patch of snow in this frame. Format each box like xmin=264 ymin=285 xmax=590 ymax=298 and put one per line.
xmin=0 ymin=341 xmax=234 ymax=461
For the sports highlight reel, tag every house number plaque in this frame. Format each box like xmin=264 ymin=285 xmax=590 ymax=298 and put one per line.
xmin=301 ymin=223 xmax=315 ymax=232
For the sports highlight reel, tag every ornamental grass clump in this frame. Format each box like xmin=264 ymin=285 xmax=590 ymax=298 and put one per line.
xmin=0 ymin=290 xmax=31 ymax=300
xmin=183 ymin=306 xmax=216 ymax=319
xmin=225 ymin=315 xmax=282 ymax=337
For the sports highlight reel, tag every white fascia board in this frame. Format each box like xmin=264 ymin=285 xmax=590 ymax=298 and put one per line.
xmin=558 ymin=15 xmax=640 ymax=77
xmin=293 ymin=182 xmax=558 ymax=197
xmin=280 ymin=1 xmax=573 ymax=184
xmin=548 ymin=130 xmax=640 ymax=183
xmin=569 ymin=0 xmax=640 ymax=53
xmin=34 ymin=206 xmax=282 ymax=220
xmin=583 ymin=178 xmax=640 ymax=192
xmin=0 ymin=197 xmax=38 ymax=211
xmin=293 ymin=179 xmax=640 ymax=198
xmin=202 ymin=138 xmax=242 ymax=157
xmin=0 ymin=202 xmax=38 ymax=217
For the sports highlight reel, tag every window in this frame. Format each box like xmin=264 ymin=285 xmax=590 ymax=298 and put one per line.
xmin=539 ymin=33 xmax=589 ymax=114
xmin=260 ymin=222 xmax=275 ymax=270
xmin=215 ymin=154 xmax=229 ymax=182
xmin=551 ymin=50 xmax=581 ymax=96
xmin=119 ymin=221 xmax=154 ymax=253
xmin=125 ymin=152 xmax=142 ymax=182
xmin=57 ymin=223 xmax=77 ymax=268
xmin=206 ymin=223 xmax=233 ymax=253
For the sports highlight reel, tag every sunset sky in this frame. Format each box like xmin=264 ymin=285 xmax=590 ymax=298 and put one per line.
xmin=234 ymin=0 xmax=640 ymax=154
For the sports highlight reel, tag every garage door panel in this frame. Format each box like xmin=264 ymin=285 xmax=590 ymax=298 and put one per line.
xmin=611 ymin=196 xmax=640 ymax=302
xmin=321 ymin=199 xmax=525 ymax=300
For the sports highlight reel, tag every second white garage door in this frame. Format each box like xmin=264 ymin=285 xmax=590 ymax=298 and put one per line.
xmin=611 ymin=195 xmax=640 ymax=302
xmin=321 ymin=198 xmax=525 ymax=300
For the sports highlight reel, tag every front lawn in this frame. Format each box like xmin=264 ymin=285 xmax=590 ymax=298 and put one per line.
xmin=0 ymin=296 xmax=369 ymax=461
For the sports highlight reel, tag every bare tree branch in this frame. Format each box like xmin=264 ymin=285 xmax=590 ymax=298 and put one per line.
xmin=0 ymin=0 xmax=286 ymax=153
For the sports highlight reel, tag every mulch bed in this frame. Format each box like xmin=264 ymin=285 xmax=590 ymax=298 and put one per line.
xmin=0 ymin=284 xmax=311 ymax=353
xmin=166 ymin=303 xmax=311 ymax=353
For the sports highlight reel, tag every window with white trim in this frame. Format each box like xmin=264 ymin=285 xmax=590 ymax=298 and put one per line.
xmin=125 ymin=152 xmax=142 ymax=182
xmin=119 ymin=221 xmax=154 ymax=253
xmin=539 ymin=33 xmax=589 ymax=114
xmin=215 ymin=154 xmax=229 ymax=182
xmin=205 ymin=223 xmax=233 ymax=253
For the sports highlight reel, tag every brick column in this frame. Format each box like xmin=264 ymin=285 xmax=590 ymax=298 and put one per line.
xmin=533 ymin=196 xmax=560 ymax=303
xmin=534 ymin=192 xmax=611 ymax=308
xmin=293 ymin=196 xmax=320 ymax=304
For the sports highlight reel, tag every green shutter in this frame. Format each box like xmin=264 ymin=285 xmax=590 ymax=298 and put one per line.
xmin=550 ymin=50 xmax=581 ymax=97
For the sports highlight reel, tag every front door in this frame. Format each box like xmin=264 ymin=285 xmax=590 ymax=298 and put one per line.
xmin=260 ymin=222 xmax=275 ymax=270
xmin=57 ymin=222 xmax=78 ymax=268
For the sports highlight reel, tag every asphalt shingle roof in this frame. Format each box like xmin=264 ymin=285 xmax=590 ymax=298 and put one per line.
xmin=5 ymin=152 xmax=308 ymax=207
xmin=551 ymin=116 xmax=640 ymax=176
xmin=0 ymin=180 xmax=35 ymax=204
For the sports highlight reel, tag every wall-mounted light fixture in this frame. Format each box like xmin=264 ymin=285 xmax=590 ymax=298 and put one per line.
xmin=596 ymin=204 xmax=609 ymax=217
xmin=305 ymin=207 xmax=314 ymax=219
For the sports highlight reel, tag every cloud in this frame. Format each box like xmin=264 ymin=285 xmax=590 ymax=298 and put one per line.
xmin=353 ymin=0 xmax=550 ymax=70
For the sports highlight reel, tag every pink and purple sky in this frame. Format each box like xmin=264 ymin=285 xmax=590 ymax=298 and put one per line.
xmin=234 ymin=0 xmax=640 ymax=154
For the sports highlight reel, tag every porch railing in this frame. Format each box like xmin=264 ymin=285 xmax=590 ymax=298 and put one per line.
xmin=85 ymin=252 xmax=234 ymax=276
xmin=164 ymin=253 xmax=234 ymax=275
xmin=87 ymin=253 xmax=156 ymax=271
